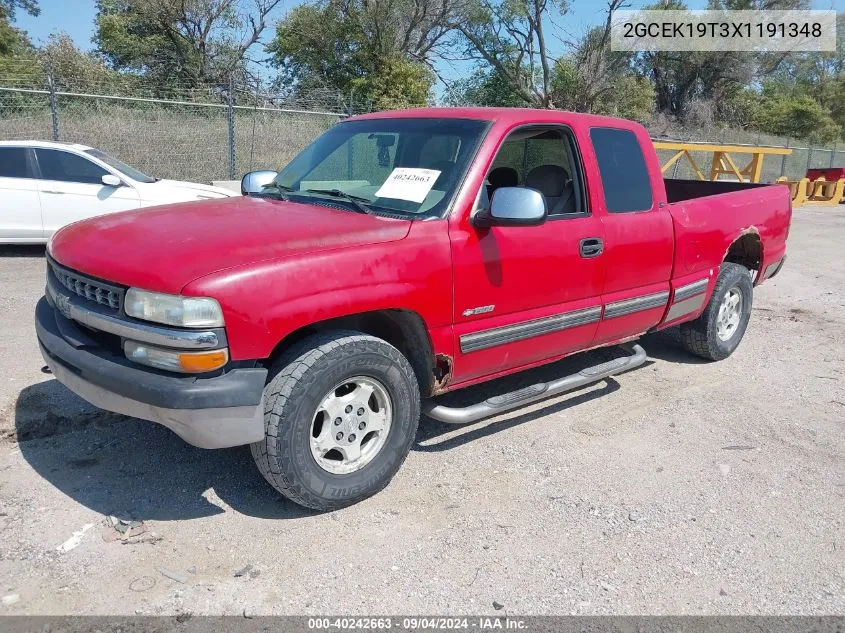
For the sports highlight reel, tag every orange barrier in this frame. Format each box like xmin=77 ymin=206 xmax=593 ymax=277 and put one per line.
xmin=777 ymin=176 xmax=845 ymax=206
xmin=776 ymin=177 xmax=809 ymax=206
xmin=807 ymin=177 xmax=845 ymax=205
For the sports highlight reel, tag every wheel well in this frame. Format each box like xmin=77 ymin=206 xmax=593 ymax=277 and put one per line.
xmin=724 ymin=232 xmax=762 ymax=272
xmin=264 ymin=310 xmax=439 ymax=396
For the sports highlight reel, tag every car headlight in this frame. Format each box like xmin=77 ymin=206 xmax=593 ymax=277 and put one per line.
xmin=124 ymin=288 xmax=224 ymax=328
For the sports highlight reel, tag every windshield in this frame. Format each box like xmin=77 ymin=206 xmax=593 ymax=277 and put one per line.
xmin=272 ymin=118 xmax=489 ymax=218
xmin=84 ymin=149 xmax=156 ymax=183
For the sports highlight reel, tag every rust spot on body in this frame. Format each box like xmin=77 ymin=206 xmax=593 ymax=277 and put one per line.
xmin=432 ymin=354 xmax=453 ymax=395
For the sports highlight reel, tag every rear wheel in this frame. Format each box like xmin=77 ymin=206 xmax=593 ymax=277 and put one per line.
xmin=679 ymin=262 xmax=753 ymax=361
xmin=250 ymin=331 xmax=420 ymax=511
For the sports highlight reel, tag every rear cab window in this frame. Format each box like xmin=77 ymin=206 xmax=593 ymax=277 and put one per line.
xmin=589 ymin=127 xmax=653 ymax=213
xmin=0 ymin=147 xmax=31 ymax=179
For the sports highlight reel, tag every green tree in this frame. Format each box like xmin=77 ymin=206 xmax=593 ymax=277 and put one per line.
xmin=753 ymin=91 xmax=840 ymax=143
xmin=443 ymin=66 xmax=526 ymax=106
xmin=267 ymin=1 xmax=361 ymax=98
xmin=351 ymin=56 xmax=432 ymax=110
xmin=1 ymin=0 xmax=37 ymax=57
xmin=268 ymin=0 xmax=451 ymax=110
xmin=547 ymin=0 xmax=651 ymax=119
xmin=0 ymin=12 xmax=24 ymax=57
xmin=636 ymin=0 xmax=809 ymax=121
xmin=40 ymin=33 xmax=136 ymax=92
xmin=0 ymin=2 xmax=37 ymax=79
xmin=450 ymin=0 xmax=565 ymax=108
xmin=757 ymin=14 xmax=845 ymax=137
xmin=94 ymin=0 xmax=282 ymax=89
xmin=1 ymin=0 xmax=38 ymax=21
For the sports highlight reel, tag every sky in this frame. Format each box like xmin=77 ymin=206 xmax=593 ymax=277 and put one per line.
xmin=11 ymin=0 xmax=845 ymax=89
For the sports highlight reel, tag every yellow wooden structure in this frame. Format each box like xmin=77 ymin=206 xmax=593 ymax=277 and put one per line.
xmin=653 ymin=141 xmax=792 ymax=183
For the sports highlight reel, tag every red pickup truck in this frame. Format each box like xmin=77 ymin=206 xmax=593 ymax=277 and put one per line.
xmin=36 ymin=108 xmax=791 ymax=510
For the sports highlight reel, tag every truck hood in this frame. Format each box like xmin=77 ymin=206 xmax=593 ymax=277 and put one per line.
xmin=49 ymin=196 xmax=412 ymax=294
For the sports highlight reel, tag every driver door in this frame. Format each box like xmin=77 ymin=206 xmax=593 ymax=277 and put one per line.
xmin=448 ymin=126 xmax=606 ymax=385
xmin=33 ymin=148 xmax=140 ymax=237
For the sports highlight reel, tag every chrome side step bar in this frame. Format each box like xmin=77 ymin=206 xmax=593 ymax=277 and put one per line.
xmin=423 ymin=344 xmax=648 ymax=425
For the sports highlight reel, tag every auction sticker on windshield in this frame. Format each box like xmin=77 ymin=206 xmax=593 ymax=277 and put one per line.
xmin=375 ymin=168 xmax=441 ymax=203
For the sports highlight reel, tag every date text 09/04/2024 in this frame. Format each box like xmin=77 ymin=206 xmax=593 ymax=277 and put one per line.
xmin=308 ymin=617 xmax=527 ymax=630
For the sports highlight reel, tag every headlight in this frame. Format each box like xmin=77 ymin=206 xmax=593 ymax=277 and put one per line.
xmin=124 ymin=288 xmax=224 ymax=328
xmin=124 ymin=341 xmax=228 ymax=373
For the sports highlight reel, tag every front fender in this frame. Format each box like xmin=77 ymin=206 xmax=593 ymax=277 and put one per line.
xmin=183 ymin=221 xmax=454 ymax=360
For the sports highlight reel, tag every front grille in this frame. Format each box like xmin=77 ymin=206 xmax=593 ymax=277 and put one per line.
xmin=48 ymin=258 xmax=123 ymax=311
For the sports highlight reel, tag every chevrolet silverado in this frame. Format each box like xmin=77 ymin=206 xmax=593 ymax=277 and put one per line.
xmin=35 ymin=108 xmax=791 ymax=510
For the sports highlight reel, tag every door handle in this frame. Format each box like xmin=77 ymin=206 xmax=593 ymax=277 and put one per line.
xmin=42 ymin=190 xmax=65 ymax=194
xmin=579 ymin=237 xmax=604 ymax=258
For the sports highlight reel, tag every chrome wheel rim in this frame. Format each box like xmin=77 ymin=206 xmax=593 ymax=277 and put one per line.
xmin=717 ymin=287 xmax=743 ymax=341
xmin=309 ymin=376 xmax=392 ymax=475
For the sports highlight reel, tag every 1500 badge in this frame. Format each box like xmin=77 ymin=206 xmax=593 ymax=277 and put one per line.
xmin=462 ymin=305 xmax=495 ymax=317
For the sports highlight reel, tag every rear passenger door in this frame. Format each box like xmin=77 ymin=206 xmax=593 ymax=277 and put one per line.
xmin=588 ymin=127 xmax=674 ymax=345
xmin=0 ymin=146 xmax=42 ymax=242
xmin=33 ymin=148 xmax=141 ymax=236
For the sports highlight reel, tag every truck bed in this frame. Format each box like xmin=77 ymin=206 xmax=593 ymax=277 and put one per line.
xmin=664 ymin=178 xmax=792 ymax=282
xmin=664 ymin=178 xmax=771 ymax=203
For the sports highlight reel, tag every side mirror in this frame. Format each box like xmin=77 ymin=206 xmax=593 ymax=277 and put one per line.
xmin=472 ymin=187 xmax=547 ymax=228
xmin=241 ymin=170 xmax=278 ymax=196
xmin=101 ymin=174 xmax=122 ymax=187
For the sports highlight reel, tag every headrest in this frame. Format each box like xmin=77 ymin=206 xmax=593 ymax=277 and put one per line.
xmin=487 ymin=166 xmax=519 ymax=189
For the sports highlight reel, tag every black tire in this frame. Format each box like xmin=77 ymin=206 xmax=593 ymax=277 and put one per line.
xmin=679 ymin=262 xmax=753 ymax=361
xmin=250 ymin=330 xmax=420 ymax=511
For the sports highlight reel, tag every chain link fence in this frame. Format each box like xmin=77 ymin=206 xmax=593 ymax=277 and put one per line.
xmin=0 ymin=62 xmax=351 ymax=183
xmin=2 ymin=61 xmax=845 ymax=184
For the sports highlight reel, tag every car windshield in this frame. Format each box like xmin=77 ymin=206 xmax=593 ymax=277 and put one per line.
xmin=272 ymin=117 xmax=489 ymax=218
xmin=84 ymin=149 xmax=156 ymax=183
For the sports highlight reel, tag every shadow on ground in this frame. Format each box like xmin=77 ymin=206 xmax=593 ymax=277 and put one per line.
xmin=14 ymin=379 xmax=317 ymax=522
xmin=13 ymin=336 xmax=693 ymax=522
xmin=416 ymin=330 xmax=710 ymax=448
xmin=639 ymin=328 xmax=708 ymax=365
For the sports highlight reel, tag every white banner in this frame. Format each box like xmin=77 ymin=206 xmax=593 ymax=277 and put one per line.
xmin=611 ymin=10 xmax=837 ymax=52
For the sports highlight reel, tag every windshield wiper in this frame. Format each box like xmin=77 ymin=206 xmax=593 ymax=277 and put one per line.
xmin=256 ymin=183 xmax=295 ymax=201
xmin=304 ymin=188 xmax=375 ymax=215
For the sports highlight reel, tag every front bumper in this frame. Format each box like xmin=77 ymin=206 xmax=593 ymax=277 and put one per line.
xmin=35 ymin=297 xmax=267 ymax=449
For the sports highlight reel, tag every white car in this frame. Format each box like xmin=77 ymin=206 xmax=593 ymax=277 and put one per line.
xmin=0 ymin=140 xmax=237 ymax=243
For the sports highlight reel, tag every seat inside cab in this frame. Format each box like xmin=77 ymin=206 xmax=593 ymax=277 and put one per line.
xmin=484 ymin=128 xmax=579 ymax=216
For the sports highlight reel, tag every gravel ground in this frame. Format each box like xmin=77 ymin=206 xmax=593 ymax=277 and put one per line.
xmin=0 ymin=207 xmax=843 ymax=616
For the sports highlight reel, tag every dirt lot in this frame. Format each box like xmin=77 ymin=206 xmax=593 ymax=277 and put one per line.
xmin=0 ymin=207 xmax=843 ymax=616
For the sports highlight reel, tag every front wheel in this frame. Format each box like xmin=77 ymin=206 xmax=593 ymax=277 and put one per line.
xmin=679 ymin=262 xmax=753 ymax=361
xmin=250 ymin=331 xmax=420 ymax=511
